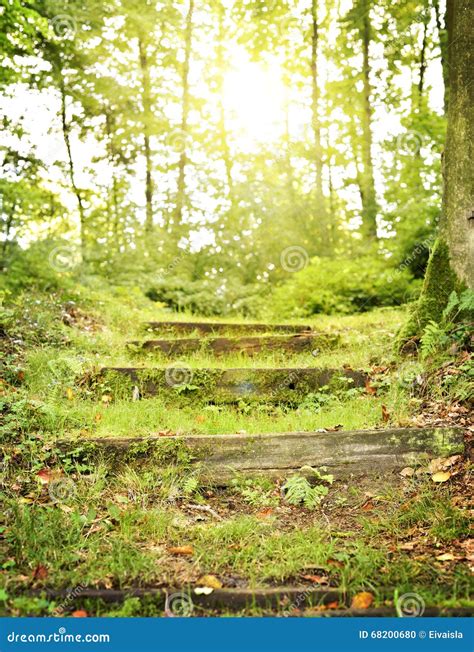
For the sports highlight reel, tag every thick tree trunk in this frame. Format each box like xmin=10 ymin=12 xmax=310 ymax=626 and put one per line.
xmin=398 ymin=0 xmax=473 ymax=344
xmin=138 ymin=37 xmax=154 ymax=233
xmin=175 ymin=0 xmax=194 ymax=227
xmin=359 ymin=0 xmax=377 ymax=238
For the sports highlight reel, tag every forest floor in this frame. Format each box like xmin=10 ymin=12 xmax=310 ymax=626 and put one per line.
xmin=0 ymin=288 xmax=472 ymax=617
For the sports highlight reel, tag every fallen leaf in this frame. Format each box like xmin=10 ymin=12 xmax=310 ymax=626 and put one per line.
xmin=32 ymin=564 xmax=48 ymax=580
xmin=381 ymin=405 xmax=390 ymax=422
xmin=71 ymin=609 xmax=88 ymax=617
xmin=399 ymin=542 xmax=416 ymax=551
xmin=94 ymin=413 xmax=103 ymax=423
xmin=436 ymin=552 xmax=455 ymax=562
xmin=66 ymin=388 xmax=74 ymax=401
xmin=351 ymin=592 xmax=374 ymax=609
xmin=196 ymin=575 xmax=222 ymax=589
xmin=327 ymin=558 xmax=344 ymax=569
xmin=168 ymin=545 xmax=194 ymax=556
xmin=326 ymin=601 xmax=339 ymax=609
xmin=400 ymin=467 xmax=415 ymax=478
xmin=432 ymin=471 xmax=451 ymax=483
xmin=195 ymin=415 xmax=206 ymax=423
xmin=36 ymin=469 xmax=53 ymax=485
xmin=256 ymin=508 xmax=274 ymax=519
xmin=301 ymin=574 xmax=329 ymax=585
xmin=365 ymin=380 xmax=377 ymax=396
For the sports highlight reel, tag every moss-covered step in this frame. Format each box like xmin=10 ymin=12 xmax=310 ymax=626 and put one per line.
xmin=25 ymin=586 xmax=342 ymax=612
xmin=62 ymin=427 xmax=464 ymax=483
xmin=18 ymin=586 xmax=474 ymax=616
xmin=129 ymin=333 xmax=339 ymax=356
xmin=100 ymin=367 xmax=367 ymax=403
xmin=144 ymin=321 xmax=312 ymax=334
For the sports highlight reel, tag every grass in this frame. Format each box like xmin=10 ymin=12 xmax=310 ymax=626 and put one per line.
xmin=2 ymin=288 xmax=471 ymax=617
xmin=1 ymin=469 xmax=472 ymax=616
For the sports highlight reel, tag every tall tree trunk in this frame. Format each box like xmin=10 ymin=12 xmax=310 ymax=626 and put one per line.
xmin=418 ymin=16 xmax=428 ymax=108
xmin=310 ymin=0 xmax=324 ymax=203
xmin=59 ymin=76 xmax=86 ymax=255
xmin=359 ymin=0 xmax=378 ymax=238
xmin=216 ymin=5 xmax=234 ymax=210
xmin=138 ymin=36 xmax=154 ymax=233
xmin=1 ymin=200 xmax=17 ymax=266
xmin=433 ymin=0 xmax=450 ymax=111
xmin=398 ymin=0 xmax=473 ymax=345
xmin=175 ymin=0 xmax=194 ymax=227
xmin=283 ymin=78 xmax=296 ymax=203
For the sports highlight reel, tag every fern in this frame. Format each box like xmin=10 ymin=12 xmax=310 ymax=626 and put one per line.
xmin=459 ymin=289 xmax=474 ymax=314
xmin=282 ymin=468 xmax=332 ymax=509
xmin=181 ymin=476 xmax=199 ymax=495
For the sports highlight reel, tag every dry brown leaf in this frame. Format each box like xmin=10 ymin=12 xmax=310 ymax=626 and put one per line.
xmin=400 ymin=467 xmax=415 ymax=478
xmin=351 ymin=591 xmax=374 ymax=609
xmin=432 ymin=471 xmax=451 ymax=483
xmin=169 ymin=545 xmax=194 ymax=556
xmin=327 ymin=558 xmax=344 ymax=568
xmin=365 ymin=380 xmax=377 ymax=396
xmin=196 ymin=575 xmax=222 ymax=589
xmin=436 ymin=552 xmax=455 ymax=562
xmin=256 ymin=508 xmax=274 ymax=519
xmin=301 ymin=574 xmax=329 ymax=585
xmin=381 ymin=405 xmax=390 ymax=423
xmin=36 ymin=469 xmax=53 ymax=485
xmin=32 ymin=564 xmax=48 ymax=580
xmin=399 ymin=542 xmax=416 ymax=551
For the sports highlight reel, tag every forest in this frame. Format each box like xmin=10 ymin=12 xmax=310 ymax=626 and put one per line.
xmin=0 ymin=0 xmax=473 ymax=626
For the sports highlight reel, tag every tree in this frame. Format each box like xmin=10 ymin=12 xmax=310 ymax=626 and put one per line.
xmin=398 ymin=0 xmax=473 ymax=344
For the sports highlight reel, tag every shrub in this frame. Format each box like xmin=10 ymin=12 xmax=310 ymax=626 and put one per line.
xmin=271 ymin=255 xmax=421 ymax=316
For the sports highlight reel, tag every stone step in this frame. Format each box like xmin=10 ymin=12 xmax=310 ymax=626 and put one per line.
xmin=145 ymin=321 xmax=312 ymax=335
xmin=59 ymin=427 xmax=463 ymax=484
xmin=21 ymin=586 xmax=473 ymax=616
xmin=129 ymin=333 xmax=339 ymax=356
xmin=100 ymin=367 xmax=367 ymax=402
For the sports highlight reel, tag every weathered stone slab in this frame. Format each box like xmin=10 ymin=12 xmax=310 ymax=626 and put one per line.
xmin=129 ymin=333 xmax=339 ymax=356
xmin=100 ymin=367 xmax=367 ymax=403
xmin=145 ymin=321 xmax=312 ymax=334
xmin=25 ymin=585 xmax=473 ymax=616
xmin=68 ymin=427 xmax=464 ymax=483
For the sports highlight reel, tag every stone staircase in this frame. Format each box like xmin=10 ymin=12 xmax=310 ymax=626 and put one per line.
xmin=23 ymin=319 xmax=468 ymax=616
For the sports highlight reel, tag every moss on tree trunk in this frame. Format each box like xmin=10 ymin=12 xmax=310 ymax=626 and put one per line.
xmin=398 ymin=0 xmax=473 ymax=349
